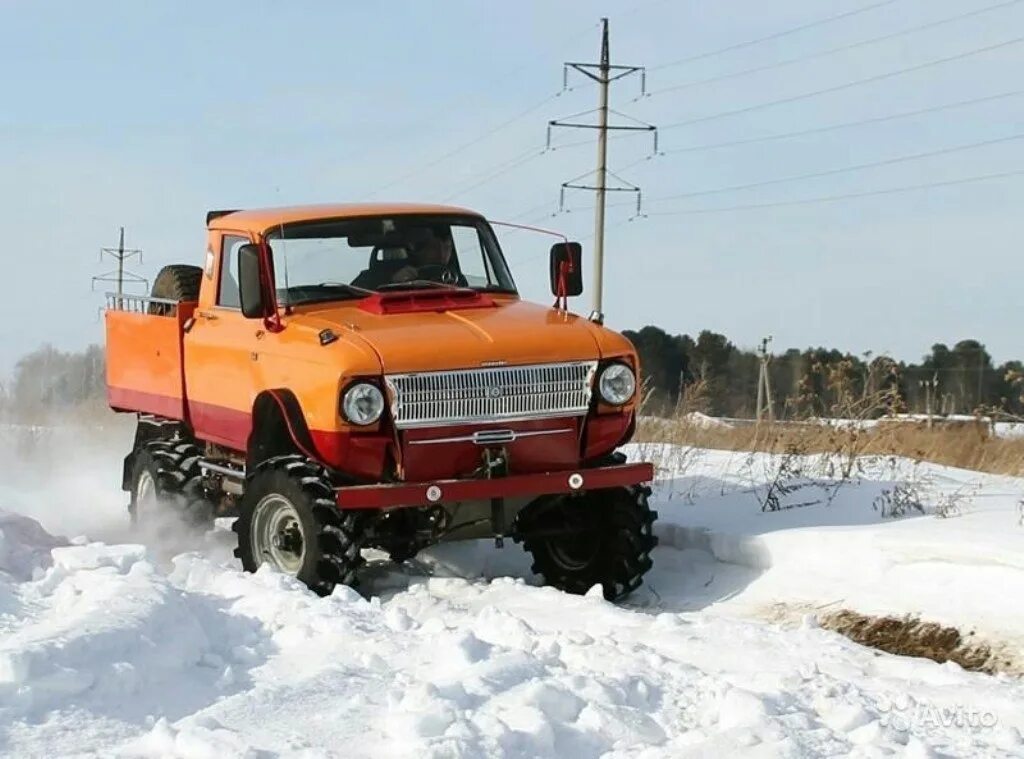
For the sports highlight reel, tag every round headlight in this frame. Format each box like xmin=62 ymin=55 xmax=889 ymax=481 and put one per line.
xmin=342 ymin=382 xmax=385 ymax=425
xmin=598 ymin=363 xmax=636 ymax=405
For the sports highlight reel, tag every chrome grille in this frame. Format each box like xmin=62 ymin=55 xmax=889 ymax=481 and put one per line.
xmin=386 ymin=361 xmax=597 ymax=429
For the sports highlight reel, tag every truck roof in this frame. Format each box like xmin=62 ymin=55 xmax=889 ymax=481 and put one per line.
xmin=207 ymin=203 xmax=482 ymax=232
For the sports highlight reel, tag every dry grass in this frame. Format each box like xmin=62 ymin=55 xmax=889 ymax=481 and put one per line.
xmin=637 ymin=415 xmax=1024 ymax=477
xmin=820 ymin=610 xmax=1013 ymax=674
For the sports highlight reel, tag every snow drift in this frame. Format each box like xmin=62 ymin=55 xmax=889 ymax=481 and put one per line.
xmin=0 ymin=435 xmax=1023 ymax=756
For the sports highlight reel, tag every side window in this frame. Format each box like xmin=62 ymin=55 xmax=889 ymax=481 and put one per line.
xmin=450 ymin=225 xmax=493 ymax=287
xmin=217 ymin=235 xmax=248 ymax=308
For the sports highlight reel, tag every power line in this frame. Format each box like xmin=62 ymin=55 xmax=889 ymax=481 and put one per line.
xmin=582 ymin=126 xmax=1024 ymax=206
xmin=548 ymin=87 xmax=1024 ymax=159
xmin=471 ymin=16 xmax=1024 ymax=228
xmin=647 ymin=131 xmax=1024 ymax=203
xmin=643 ymin=168 xmax=1024 ymax=216
xmin=364 ymin=19 xmax=606 ymax=197
xmin=441 ymin=146 xmax=546 ymax=202
xmin=646 ymin=0 xmax=1023 ymax=98
xmin=508 ymin=201 xmax=557 ymax=221
xmin=615 ymin=0 xmax=676 ymax=24
xmin=367 ymin=92 xmax=562 ymax=198
xmin=653 ymin=90 xmax=1024 ymax=156
xmin=372 ymin=6 xmax=674 ymax=203
xmin=658 ymin=35 xmax=1024 ymax=131
xmin=601 ymin=89 xmax=1024 ymax=182
xmin=363 ymin=18 xmax=622 ymax=201
xmin=442 ymin=110 xmax=653 ymax=203
xmin=568 ymin=166 xmax=1024 ymax=235
xmin=648 ymin=0 xmax=899 ymax=71
xmin=595 ymin=89 xmax=1024 ymax=184
xmin=566 ymin=167 xmax=1024 ymax=253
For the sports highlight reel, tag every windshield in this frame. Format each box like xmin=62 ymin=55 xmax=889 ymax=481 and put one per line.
xmin=264 ymin=214 xmax=516 ymax=306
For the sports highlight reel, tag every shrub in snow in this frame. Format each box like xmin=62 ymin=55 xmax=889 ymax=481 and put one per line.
xmin=760 ymin=445 xmax=823 ymax=512
xmin=933 ymin=484 xmax=980 ymax=519
xmin=872 ymin=484 xmax=926 ymax=519
xmin=821 ymin=610 xmax=998 ymax=673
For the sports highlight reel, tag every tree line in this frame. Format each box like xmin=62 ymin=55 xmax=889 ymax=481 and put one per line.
xmin=623 ymin=326 xmax=1024 ymax=420
xmin=0 ymin=344 xmax=107 ymax=422
xmin=2 ymin=336 xmax=1022 ymax=422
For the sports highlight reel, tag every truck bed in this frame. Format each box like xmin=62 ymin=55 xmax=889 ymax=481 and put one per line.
xmin=104 ymin=294 xmax=195 ymax=421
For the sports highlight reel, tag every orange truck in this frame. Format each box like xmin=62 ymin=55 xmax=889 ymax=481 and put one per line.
xmin=104 ymin=203 xmax=656 ymax=599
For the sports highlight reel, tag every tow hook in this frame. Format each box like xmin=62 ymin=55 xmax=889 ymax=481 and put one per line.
xmin=483 ymin=448 xmax=509 ymax=548
xmin=491 ymin=498 xmax=505 ymax=548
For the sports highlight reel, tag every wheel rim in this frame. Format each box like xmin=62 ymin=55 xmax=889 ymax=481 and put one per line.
xmin=548 ymin=532 xmax=601 ymax=570
xmin=546 ymin=503 xmax=601 ymax=570
xmin=252 ymin=495 xmax=306 ymax=575
xmin=135 ymin=469 xmax=158 ymax=518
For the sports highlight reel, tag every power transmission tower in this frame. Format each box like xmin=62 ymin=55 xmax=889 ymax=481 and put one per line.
xmin=92 ymin=227 xmax=147 ymax=307
xmin=756 ymin=336 xmax=775 ymax=423
xmin=548 ymin=17 xmax=657 ymax=324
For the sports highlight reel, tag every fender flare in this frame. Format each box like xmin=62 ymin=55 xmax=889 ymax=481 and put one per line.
xmin=247 ymin=389 xmax=323 ymax=468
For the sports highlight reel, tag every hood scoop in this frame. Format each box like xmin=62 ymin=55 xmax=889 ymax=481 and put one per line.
xmin=359 ymin=288 xmax=497 ymax=315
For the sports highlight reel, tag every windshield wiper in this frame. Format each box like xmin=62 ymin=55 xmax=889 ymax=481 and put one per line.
xmin=376 ymin=280 xmax=459 ymax=292
xmin=280 ymin=282 xmax=374 ymax=306
xmin=317 ymin=281 xmax=374 ymax=296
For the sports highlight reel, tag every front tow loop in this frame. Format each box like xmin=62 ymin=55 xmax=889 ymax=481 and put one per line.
xmin=482 ymin=448 xmax=509 ymax=548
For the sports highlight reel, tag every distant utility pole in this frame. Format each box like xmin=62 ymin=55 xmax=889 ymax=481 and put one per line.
xmin=976 ymin=348 xmax=986 ymax=410
xmin=919 ymin=373 xmax=938 ymax=427
xmin=548 ymin=17 xmax=657 ymax=324
xmin=756 ymin=336 xmax=775 ymax=423
xmin=92 ymin=227 xmax=147 ymax=306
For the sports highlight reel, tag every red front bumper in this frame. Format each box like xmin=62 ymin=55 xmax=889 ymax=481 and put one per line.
xmin=335 ymin=462 xmax=654 ymax=510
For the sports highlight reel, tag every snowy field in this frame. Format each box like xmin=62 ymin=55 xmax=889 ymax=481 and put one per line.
xmin=1 ymin=427 xmax=1024 ymax=757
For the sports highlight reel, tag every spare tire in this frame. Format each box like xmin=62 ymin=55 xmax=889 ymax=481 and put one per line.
xmin=149 ymin=264 xmax=203 ymax=315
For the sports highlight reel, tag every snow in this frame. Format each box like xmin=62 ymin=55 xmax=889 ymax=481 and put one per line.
xmin=994 ymin=422 xmax=1024 ymax=440
xmin=1 ymin=432 xmax=1023 ymax=756
xmin=634 ymin=444 xmax=1024 ymax=650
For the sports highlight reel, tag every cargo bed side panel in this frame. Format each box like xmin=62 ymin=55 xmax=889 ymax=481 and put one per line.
xmin=105 ymin=305 xmax=195 ymax=420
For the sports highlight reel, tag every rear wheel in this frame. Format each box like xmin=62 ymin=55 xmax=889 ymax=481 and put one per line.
xmin=149 ymin=264 xmax=202 ymax=315
xmin=129 ymin=440 xmax=215 ymax=527
xmin=131 ymin=462 xmax=160 ymax=521
xmin=516 ymin=486 xmax=657 ymax=601
xmin=233 ymin=455 xmax=366 ymax=596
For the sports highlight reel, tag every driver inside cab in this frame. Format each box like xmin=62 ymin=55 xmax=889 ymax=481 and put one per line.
xmin=391 ymin=228 xmax=464 ymax=285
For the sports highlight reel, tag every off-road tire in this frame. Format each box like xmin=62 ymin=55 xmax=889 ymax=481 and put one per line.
xmin=149 ymin=264 xmax=202 ymax=315
xmin=516 ymin=486 xmax=657 ymax=601
xmin=129 ymin=440 xmax=215 ymax=527
xmin=233 ymin=455 xmax=365 ymax=596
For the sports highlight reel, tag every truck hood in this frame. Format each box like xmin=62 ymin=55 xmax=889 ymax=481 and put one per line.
xmin=297 ymin=298 xmax=604 ymax=373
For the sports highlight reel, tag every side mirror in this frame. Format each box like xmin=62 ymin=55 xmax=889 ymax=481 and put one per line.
xmin=238 ymin=243 xmax=267 ymax=319
xmin=549 ymin=242 xmax=583 ymax=298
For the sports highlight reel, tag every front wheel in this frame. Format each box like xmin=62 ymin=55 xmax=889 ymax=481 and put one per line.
xmin=516 ymin=486 xmax=657 ymax=601
xmin=233 ymin=455 xmax=365 ymax=596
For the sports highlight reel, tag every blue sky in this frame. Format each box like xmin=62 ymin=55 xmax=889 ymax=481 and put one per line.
xmin=2 ymin=0 xmax=1022 ymax=371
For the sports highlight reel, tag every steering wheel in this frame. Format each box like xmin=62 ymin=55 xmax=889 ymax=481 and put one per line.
xmin=416 ymin=265 xmax=459 ymax=285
